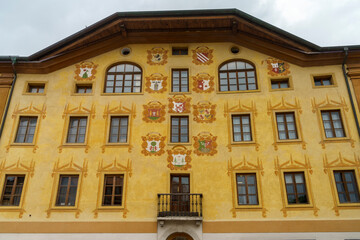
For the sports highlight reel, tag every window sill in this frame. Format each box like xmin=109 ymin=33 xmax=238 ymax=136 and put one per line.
xmin=101 ymin=143 xmax=133 ymax=153
xmin=101 ymin=92 xmax=144 ymax=96
xmin=169 ymin=92 xmax=191 ymax=95
xmin=228 ymin=141 xmax=259 ymax=151
xmin=46 ymin=206 xmax=81 ymax=218
xmin=93 ymin=206 xmax=128 ymax=218
xmin=22 ymin=93 xmax=46 ymax=96
xmin=10 ymin=143 xmax=35 ymax=147
xmin=0 ymin=206 xmax=26 ymax=218
xmin=284 ymin=203 xmax=314 ymax=208
xmin=312 ymin=85 xmax=337 ymax=89
xmin=168 ymin=142 xmax=192 ymax=146
xmin=217 ymin=89 xmax=260 ymax=94
xmin=71 ymin=93 xmax=94 ymax=96
xmin=269 ymin=87 xmax=293 ymax=92
xmin=58 ymin=144 xmax=89 ymax=153
xmin=235 ymin=205 xmax=262 ymax=209
xmin=320 ymin=138 xmax=355 ymax=148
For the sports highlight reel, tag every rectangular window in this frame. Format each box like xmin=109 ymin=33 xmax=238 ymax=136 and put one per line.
xmin=284 ymin=172 xmax=308 ymax=204
xmin=27 ymin=83 xmax=45 ymax=93
xmin=314 ymin=75 xmax=333 ymax=86
xmin=109 ymin=116 xmax=128 ymax=143
xmin=334 ymin=170 xmax=360 ymax=203
xmin=76 ymin=84 xmax=92 ymax=93
xmin=172 ymin=47 xmax=188 ymax=55
xmin=172 ymin=69 xmax=189 ymax=92
xmin=56 ymin=175 xmax=78 ymax=206
xmin=232 ymin=114 xmax=252 ymax=142
xmin=66 ymin=117 xmax=87 ymax=143
xmin=15 ymin=116 xmax=37 ymax=143
xmin=271 ymin=78 xmax=290 ymax=89
xmin=102 ymin=175 xmax=124 ymax=206
xmin=171 ymin=116 xmax=189 ymax=143
xmin=321 ymin=110 xmax=345 ymax=138
xmin=276 ymin=112 xmax=298 ymax=140
xmin=0 ymin=175 xmax=25 ymax=206
xmin=236 ymin=173 xmax=258 ymax=205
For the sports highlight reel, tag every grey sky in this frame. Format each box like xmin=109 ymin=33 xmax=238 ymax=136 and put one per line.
xmin=1 ymin=0 xmax=360 ymax=56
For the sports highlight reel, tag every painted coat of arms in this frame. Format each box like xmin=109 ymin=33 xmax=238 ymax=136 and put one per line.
xmin=142 ymin=101 xmax=166 ymax=123
xmin=145 ymin=73 xmax=167 ymax=93
xmin=193 ymin=132 xmax=217 ymax=156
xmin=263 ymin=57 xmax=290 ymax=76
xmin=192 ymin=73 xmax=215 ymax=93
xmin=167 ymin=146 xmax=192 ymax=170
xmin=193 ymin=101 xmax=216 ymax=123
xmin=192 ymin=46 xmax=214 ymax=65
xmin=74 ymin=61 xmax=98 ymax=81
xmin=168 ymin=95 xmax=191 ymax=114
xmin=141 ymin=132 xmax=166 ymax=156
xmin=147 ymin=47 xmax=168 ymax=65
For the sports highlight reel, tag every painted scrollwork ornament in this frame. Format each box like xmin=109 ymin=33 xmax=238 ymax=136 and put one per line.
xmin=147 ymin=47 xmax=168 ymax=65
xmin=192 ymin=46 xmax=214 ymax=65
xmin=145 ymin=73 xmax=167 ymax=93
xmin=193 ymin=101 xmax=216 ymax=123
xmin=192 ymin=73 xmax=215 ymax=93
xmin=167 ymin=146 xmax=192 ymax=170
xmin=193 ymin=132 xmax=217 ymax=156
xmin=142 ymin=101 xmax=166 ymax=123
xmin=168 ymin=95 xmax=191 ymax=114
xmin=141 ymin=132 xmax=166 ymax=156
xmin=74 ymin=61 xmax=98 ymax=81
xmin=263 ymin=57 xmax=290 ymax=76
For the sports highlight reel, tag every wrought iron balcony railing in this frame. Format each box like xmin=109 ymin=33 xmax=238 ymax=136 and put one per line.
xmin=157 ymin=193 xmax=203 ymax=218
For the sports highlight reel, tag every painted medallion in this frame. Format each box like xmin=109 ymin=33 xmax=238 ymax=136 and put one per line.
xmin=193 ymin=132 xmax=217 ymax=156
xmin=74 ymin=61 xmax=98 ymax=81
xmin=263 ymin=57 xmax=290 ymax=76
xmin=142 ymin=101 xmax=166 ymax=123
xmin=192 ymin=73 xmax=215 ymax=93
xmin=168 ymin=95 xmax=191 ymax=114
xmin=147 ymin=47 xmax=168 ymax=65
xmin=193 ymin=101 xmax=216 ymax=123
xmin=145 ymin=73 xmax=167 ymax=93
xmin=192 ymin=46 xmax=214 ymax=65
xmin=141 ymin=132 xmax=166 ymax=156
xmin=167 ymin=145 xmax=192 ymax=170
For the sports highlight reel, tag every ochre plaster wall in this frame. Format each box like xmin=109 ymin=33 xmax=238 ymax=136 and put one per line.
xmin=0 ymin=43 xmax=359 ymax=230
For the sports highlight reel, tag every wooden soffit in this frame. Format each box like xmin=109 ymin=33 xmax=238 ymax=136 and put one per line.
xmin=0 ymin=11 xmax=359 ymax=74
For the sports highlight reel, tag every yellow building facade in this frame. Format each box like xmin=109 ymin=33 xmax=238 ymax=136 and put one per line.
xmin=0 ymin=9 xmax=360 ymax=240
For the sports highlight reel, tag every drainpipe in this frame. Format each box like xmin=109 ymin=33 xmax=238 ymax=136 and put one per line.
xmin=342 ymin=47 xmax=360 ymax=137
xmin=0 ymin=57 xmax=17 ymax=138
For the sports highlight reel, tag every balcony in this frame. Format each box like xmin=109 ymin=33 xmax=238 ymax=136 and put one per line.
xmin=157 ymin=193 xmax=203 ymax=221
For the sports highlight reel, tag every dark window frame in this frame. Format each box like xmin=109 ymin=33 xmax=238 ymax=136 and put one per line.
xmin=284 ymin=172 xmax=309 ymax=204
xmin=275 ymin=112 xmax=298 ymax=140
xmin=104 ymin=62 xmax=142 ymax=93
xmin=170 ymin=116 xmax=189 ymax=143
xmin=218 ymin=59 xmax=258 ymax=92
xmin=171 ymin=69 xmax=189 ymax=93
xmin=108 ymin=116 xmax=129 ymax=143
xmin=321 ymin=110 xmax=346 ymax=138
xmin=271 ymin=78 xmax=290 ymax=89
xmin=0 ymin=175 xmax=25 ymax=206
xmin=231 ymin=114 xmax=252 ymax=142
xmin=313 ymin=75 xmax=333 ymax=86
xmin=172 ymin=47 xmax=188 ymax=55
xmin=66 ymin=116 xmax=88 ymax=144
xmin=334 ymin=170 xmax=360 ymax=204
xmin=27 ymin=83 xmax=45 ymax=94
xmin=236 ymin=173 xmax=259 ymax=205
xmin=102 ymin=174 xmax=124 ymax=206
xmin=55 ymin=175 xmax=79 ymax=207
xmin=75 ymin=84 xmax=93 ymax=94
xmin=14 ymin=116 xmax=38 ymax=143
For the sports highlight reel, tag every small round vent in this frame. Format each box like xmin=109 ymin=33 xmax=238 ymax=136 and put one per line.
xmin=121 ymin=47 xmax=131 ymax=56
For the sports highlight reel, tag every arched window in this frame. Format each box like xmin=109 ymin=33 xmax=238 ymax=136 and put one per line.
xmin=104 ymin=63 xmax=142 ymax=93
xmin=218 ymin=60 xmax=257 ymax=92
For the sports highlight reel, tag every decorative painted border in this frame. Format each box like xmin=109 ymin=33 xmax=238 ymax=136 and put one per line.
xmin=227 ymin=157 xmax=267 ymax=218
xmin=6 ymin=102 xmax=46 ymax=153
xmin=274 ymin=155 xmax=319 ymax=217
xmin=93 ymin=158 xmax=132 ymax=218
xmin=46 ymin=158 xmax=88 ymax=218
xmin=0 ymin=158 xmax=35 ymax=218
